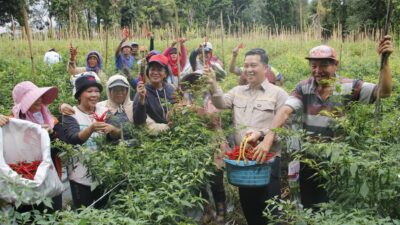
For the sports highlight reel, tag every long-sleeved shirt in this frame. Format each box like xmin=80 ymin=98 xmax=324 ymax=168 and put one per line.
xmin=162 ymin=45 xmax=187 ymax=75
xmin=63 ymin=105 xmax=108 ymax=186
xmin=181 ymin=50 xmax=226 ymax=81
xmin=133 ymin=82 xmax=176 ymax=125
xmin=211 ymin=79 xmax=288 ymax=155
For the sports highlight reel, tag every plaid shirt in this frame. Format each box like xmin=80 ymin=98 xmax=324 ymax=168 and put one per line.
xmin=285 ymin=75 xmax=376 ymax=137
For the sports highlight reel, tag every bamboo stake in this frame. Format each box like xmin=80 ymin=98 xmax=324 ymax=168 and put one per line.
xmin=21 ymin=4 xmax=35 ymax=81
xmin=105 ymin=26 xmax=109 ymax=71
xmin=11 ymin=16 xmax=16 ymax=54
xmin=374 ymin=0 xmax=392 ymax=126
xmin=220 ymin=11 xmax=225 ymax=69
xmin=174 ymin=3 xmax=181 ymax=87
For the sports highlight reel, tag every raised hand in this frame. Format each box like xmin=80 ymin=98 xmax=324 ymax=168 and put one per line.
xmin=70 ymin=43 xmax=78 ymax=62
xmin=179 ymin=37 xmax=186 ymax=44
xmin=378 ymin=35 xmax=393 ymax=57
xmin=122 ymin=27 xmax=129 ymax=41
xmin=137 ymin=81 xmax=147 ymax=105
xmin=233 ymin=43 xmax=245 ymax=57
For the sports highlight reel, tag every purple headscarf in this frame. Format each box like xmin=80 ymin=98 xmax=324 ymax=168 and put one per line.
xmin=86 ymin=51 xmax=103 ymax=73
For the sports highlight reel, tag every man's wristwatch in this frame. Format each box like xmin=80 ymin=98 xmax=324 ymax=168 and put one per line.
xmin=259 ymin=131 xmax=265 ymax=140
xmin=259 ymin=129 xmax=272 ymax=141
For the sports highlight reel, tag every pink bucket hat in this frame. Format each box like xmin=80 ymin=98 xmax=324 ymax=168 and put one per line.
xmin=12 ymin=81 xmax=58 ymax=115
xmin=306 ymin=45 xmax=337 ymax=61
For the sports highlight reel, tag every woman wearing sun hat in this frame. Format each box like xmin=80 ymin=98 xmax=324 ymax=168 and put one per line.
xmin=0 ymin=81 xmax=63 ymax=212
xmin=62 ymin=74 xmax=121 ymax=209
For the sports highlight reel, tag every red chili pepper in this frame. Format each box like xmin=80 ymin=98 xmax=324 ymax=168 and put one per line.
xmin=225 ymin=145 xmax=274 ymax=162
xmin=93 ymin=110 xmax=109 ymax=122
xmin=8 ymin=160 xmax=41 ymax=180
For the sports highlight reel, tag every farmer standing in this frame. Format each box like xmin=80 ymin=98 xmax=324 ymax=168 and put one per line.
xmin=162 ymin=38 xmax=187 ymax=87
xmin=115 ymin=28 xmax=135 ymax=71
xmin=43 ymin=48 xmax=62 ymax=65
xmin=252 ymin=36 xmax=393 ymax=209
xmin=182 ymin=42 xmax=226 ymax=81
xmin=68 ymin=47 xmax=107 ymax=83
xmin=133 ymin=54 xmax=176 ymax=133
xmin=229 ymin=43 xmax=284 ymax=86
xmin=63 ymin=74 xmax=121 ymax=209
xmin=207 ymin=48 xmax=289 ymax=225
xmin=0 ymin=81 xmax=64 ymax=212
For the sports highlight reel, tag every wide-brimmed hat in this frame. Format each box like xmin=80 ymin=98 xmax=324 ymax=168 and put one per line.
xmin=305 ymin=45 xmax=337 ymax=61
xmin=12 ymin=81 xmax=58 ymax=115
xmin=74 ymin=74 xmax=103 ymax=99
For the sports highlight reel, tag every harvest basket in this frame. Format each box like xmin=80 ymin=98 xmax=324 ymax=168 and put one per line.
xmin=224 ymin=136 xmax=275 ymax=187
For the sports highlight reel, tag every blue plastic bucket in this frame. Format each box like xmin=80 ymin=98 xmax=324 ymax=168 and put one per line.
xmin=224 ymin=158 xmax=274 ymax=188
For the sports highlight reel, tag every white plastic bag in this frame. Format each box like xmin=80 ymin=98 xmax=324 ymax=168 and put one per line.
xmin=0 ymin=119 xmax=64 ymax=204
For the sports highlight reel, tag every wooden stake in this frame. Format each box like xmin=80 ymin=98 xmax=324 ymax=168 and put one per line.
xmin=105 ymin=26 xmax=109 ymax=71
xmin=11 ymin=16 xmax=16 ymax=53
xmin=374 ymin=0 xmax=393 ymax=126
xmin=174 ymin=2 xmax=181 ymax=87
xmin=21 ymin=4 xmax=35 ymax=81
xmin=220 ymin=11 xmax=225 ymax=69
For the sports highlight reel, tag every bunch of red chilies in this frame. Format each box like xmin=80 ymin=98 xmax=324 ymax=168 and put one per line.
xmin=225 ymin=145 xmax=275 ymax=161
xmin=8 ymin=161 xmax=41 ymax=180
xmin=93 ymin=111 xmax=108 ymax=122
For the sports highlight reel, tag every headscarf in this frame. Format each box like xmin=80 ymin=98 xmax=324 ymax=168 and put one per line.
xmin=97 ymin=75 xmax=133 ymax=122
xmin=167 ymin=48 xmax=180 ymax=76
xmin=86 ymin=51 xmax=103 ymax=74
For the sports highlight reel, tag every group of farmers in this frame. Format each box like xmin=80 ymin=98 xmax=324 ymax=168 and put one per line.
xmin=0 ymin=30 xmax=393 ymax=225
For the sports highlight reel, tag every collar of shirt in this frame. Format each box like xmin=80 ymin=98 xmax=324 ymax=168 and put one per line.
xmin=244 ymin=79 xmax=270 ymax=92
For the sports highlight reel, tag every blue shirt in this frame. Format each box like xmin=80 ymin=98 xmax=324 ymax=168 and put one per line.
xmin=115 ymin=54 xmax=135 ymax=70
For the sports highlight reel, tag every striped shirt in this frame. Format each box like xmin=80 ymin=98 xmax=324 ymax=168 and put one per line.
xmin=285 ymin=75 xmax=376 ymax=137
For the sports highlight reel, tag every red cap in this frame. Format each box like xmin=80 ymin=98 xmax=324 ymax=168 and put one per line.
xmin=148 ymin=54 xmax=168 ymax=67
xmin=306 ymin=45 xmax=337 ymax=61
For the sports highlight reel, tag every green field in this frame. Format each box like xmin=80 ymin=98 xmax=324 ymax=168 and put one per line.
xmin=1 ymin=36 xmax=400 ymax=224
